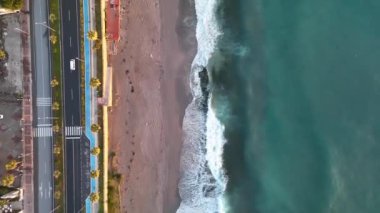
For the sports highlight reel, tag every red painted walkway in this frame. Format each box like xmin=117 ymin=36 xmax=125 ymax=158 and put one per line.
xmin=106 ymin=0 xmax=120 ymax=41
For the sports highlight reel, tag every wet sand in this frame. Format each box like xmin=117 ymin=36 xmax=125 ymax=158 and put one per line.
xmin=108 ymin=0 xmax=196 ymax=212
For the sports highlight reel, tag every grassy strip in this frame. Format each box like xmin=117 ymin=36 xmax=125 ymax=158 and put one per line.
xmin=108 ymin=153 xmax=122 ymax=213
xmin=49 ymin=0 xmax=64 ymax=212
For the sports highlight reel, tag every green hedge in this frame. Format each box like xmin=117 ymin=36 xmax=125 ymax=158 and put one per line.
xmin=0 ymin=0 xmax=23 ymax=10
xmin=49 ymin=0 xmax=64 ymax=212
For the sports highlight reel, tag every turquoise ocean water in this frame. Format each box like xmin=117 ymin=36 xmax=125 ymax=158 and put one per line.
xmin=177 ymin=0 xmax=380 ymax=212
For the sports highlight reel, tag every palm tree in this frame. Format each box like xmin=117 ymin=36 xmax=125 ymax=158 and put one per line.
xmin=5 ymin=159 xmax=19 ymax=171
xmin=53 ymin=146 xmax=61 ymax=155
xmin=1 ymin=174 xmax=15 ymax=187
xmin=90 ymin=78 xmax=101 ymax=88
xmin=0 ymin=50 xmax=6 ymax=60
xmin=52 ymin=102 xmax=60 ymax=111
xmin=49 ymin=13 xmax=57 ymax=23
xmin=49 ymin=34 xmax=57 ymax=44
xmin=54 ymin=190 xmax=61 ymax=199
xmin=89 ymin=192 xmax=99 ymax=203
xmin=87 ymin=30 xmax=98 ymax=41
xmin=90 ymin=170 xmax=100 ymax=178
xmin=0 ymin=199 xmax=9 ymax=207
xmin=91 ymin=124 xmax=101 ymax=132
xmin=93 ymin=40 xmax=102 ymax=50
xmin=53 ymin=124 xmax=60 ymax=133
xmin=91 ymin=147 xmax=100 ymax=156
xmin=50 ymin=79 xmax=59 ymax=87
xmin=53 ymin=170 xmax=61 ymax=179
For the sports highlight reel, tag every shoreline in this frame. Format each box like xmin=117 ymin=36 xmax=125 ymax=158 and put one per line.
xmin=159 ymin=0 xmax=197 ymax=209
xmin=108 ymin=0 xmax=196 ymax=212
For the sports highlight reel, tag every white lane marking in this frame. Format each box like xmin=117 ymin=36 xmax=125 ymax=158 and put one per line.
xmin=68 ymin=10 xmax=71 ymax=21
xmin=72 ymin=142 xmax=76 ymax=209
xmin=44 ymin=162 xmax=47 ymax=174
xmin=39 ymin=183 xmax=43 ymax=197
xmin=71 ymin=115 xmax=74 ymax=125
xmin=49 ymin=181 xmax=52 ymax=198
xmin=71 ymin=88 xmax=74 ymax=100
xmin=69 ymin=36 xmax=72 ymax=47
xmin=66 ymin=136 xmax=80 ymax=139
xmin=37 ymin=124 xmax=52 ymax=127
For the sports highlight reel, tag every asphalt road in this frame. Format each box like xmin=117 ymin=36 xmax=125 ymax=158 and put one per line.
xmin=30 ymin=0 xmax=54 ymax=211
xmin=60 ymin=0 xmax=84 ymax=211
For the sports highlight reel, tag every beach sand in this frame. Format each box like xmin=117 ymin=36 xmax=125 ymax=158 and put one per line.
xmin=108 ymin=0 xmax=196 ymax=212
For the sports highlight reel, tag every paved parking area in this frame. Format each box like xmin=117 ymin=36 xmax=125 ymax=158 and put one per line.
xmin=0 ymin=95 xmax=22 ymax=180
xmin=0 ymin=4 xmax=34 ymax=211
xmin=0 ymin=13 xmax=24 ymax=188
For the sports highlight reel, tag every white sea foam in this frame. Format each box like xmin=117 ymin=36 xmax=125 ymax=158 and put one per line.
xmin=206 ymin=97 xmax=227 ymax=189
xmin=177 ymin=0 xmax=228 ymax=212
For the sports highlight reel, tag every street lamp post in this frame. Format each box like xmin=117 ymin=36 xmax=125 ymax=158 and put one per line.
xmin=49 ymin=205 xmax=60 ymax=213
xmin=75 ymin=57 xmax=85 ymax=62
xmin=77 ymin=204 xmax=86 ymax=213
xmin=14 ymin=27 xmax=29 ymax=35
xmin=35 ymin=21 xmax=56 ymax=32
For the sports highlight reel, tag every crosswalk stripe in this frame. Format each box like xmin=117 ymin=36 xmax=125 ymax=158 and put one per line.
xmin=36 ymin=97 xmax=52 ymax=107
xmin=33 ymin=127 xmax=53 ymax=138
xmin=64 ymin=126 xmax=82 ymax=137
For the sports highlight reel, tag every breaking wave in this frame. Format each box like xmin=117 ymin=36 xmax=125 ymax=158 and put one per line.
xmin=177 ymin=0 xmax=228 ymax=212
